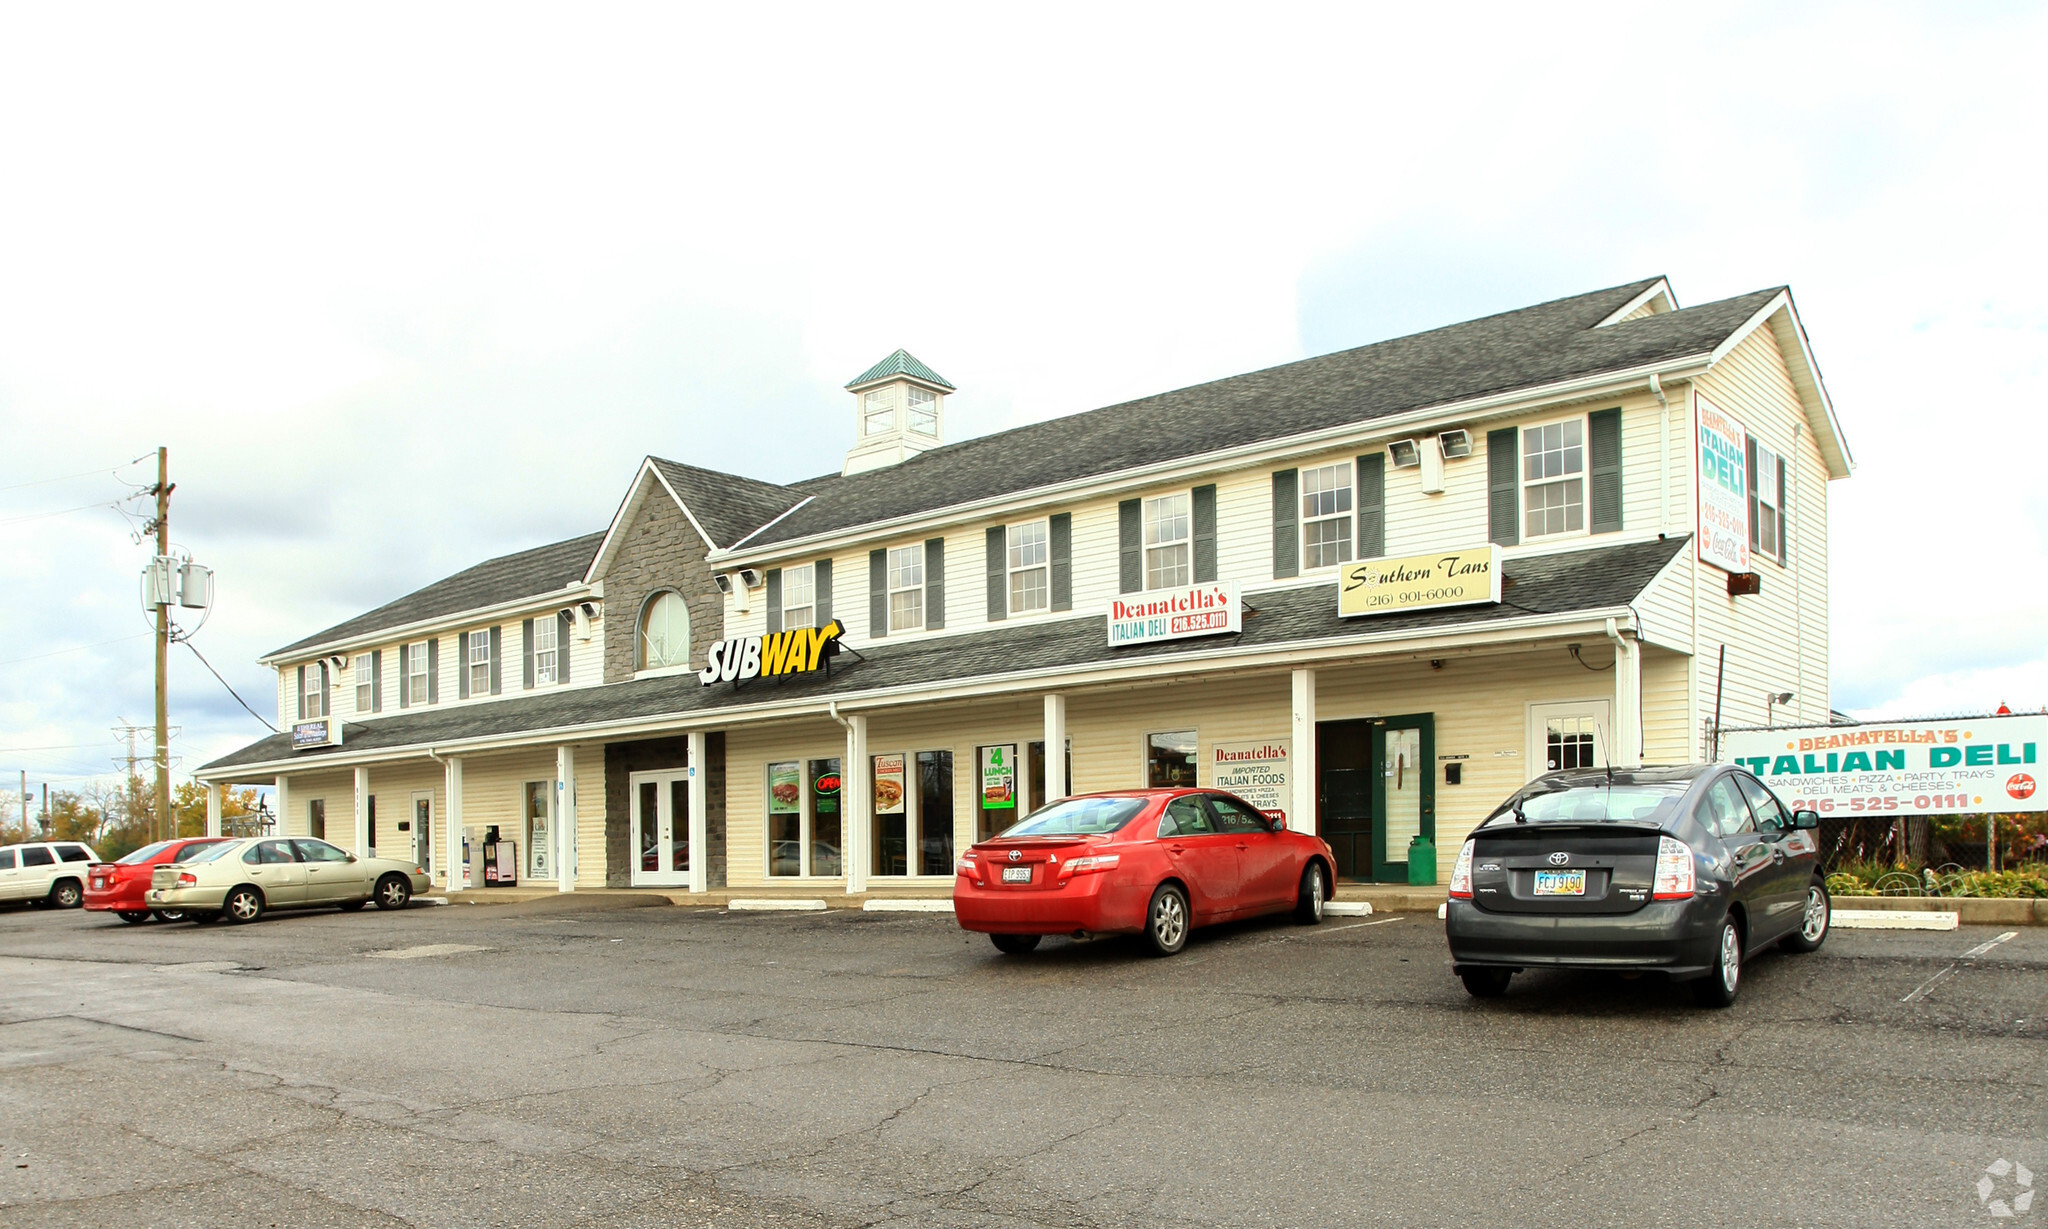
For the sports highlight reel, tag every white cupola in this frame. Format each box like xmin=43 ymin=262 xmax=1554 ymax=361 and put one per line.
xmin=842 ymin=349 xmax=955 ymax=476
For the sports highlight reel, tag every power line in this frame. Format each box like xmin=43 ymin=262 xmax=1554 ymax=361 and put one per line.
xmin=0 ymin=632 xmax=152 ymax=668
xmin=0 ymin=499 xmax=128 ymax=529
xmin=0 ymin=456 xmax=152 ymax=495
xmin=183 ymin=639 xmax=279 ymax=733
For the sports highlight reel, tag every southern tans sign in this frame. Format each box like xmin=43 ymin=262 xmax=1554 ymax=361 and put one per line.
xmin=1338 ymin=546 xmax=1501 ymax=618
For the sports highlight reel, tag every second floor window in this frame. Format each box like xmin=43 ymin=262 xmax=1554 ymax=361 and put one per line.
xmin=1144 ymin=494 xmax=1190 ymax=589
xmin=1301 ymin=463 xmax=1354 ymax=569
xmin=302 ymin=664 xmax=327 ymax=718
xmin=1523 ymin=418 xmax=1585 ymax=539
xmin=863 ymin=389 xmax=894 ymax=435
xmin=1008 ymin=521 xmax=1049 ymax=614
xmin=639 ymin=591 xmax=690 ymax=669
xmin=355 ymin=655 xmax=374 ymax=710
xmin=407 ymin=643 xmax=429 ymax=705
xmin=1751 ymin=441 xmax=1786 ymax=563
xmin=888 ymin=544 xmax=924 ymax=632
xmin=906 ymin=387 xmax=937 ymax=435
xmin=782 ymin=563 xmax=815 ymax=629
xmin=468 ymin=632 xmax=492 ymax=695
xmin=534 ymin=617 xmax=559 ymax=685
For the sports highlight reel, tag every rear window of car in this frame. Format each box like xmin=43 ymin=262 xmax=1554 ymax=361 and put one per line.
xmin=0 ymin=850 xmax=14 ymax=869
xmin=184 ymin=841 xmax=244 ymax=864
xmin=57 ymin=845 xmax=91 ymax=862
xmin=21 ymin=846 xmax=54 ymax=866
xmin=1487 ymin=785 xmax=1682 ymax=826
xmin=1000 ymin=797 xmax=1148 ymax=838
xmin=117 ymin=841 xmax=174 ymax=865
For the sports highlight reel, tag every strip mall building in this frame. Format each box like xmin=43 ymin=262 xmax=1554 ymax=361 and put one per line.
xmin=197 ymin=277 xmax=1852 ymax=896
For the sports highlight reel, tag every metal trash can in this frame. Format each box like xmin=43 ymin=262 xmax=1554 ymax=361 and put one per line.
xmin=1407 ymin=835 xmax=1437 ymax=885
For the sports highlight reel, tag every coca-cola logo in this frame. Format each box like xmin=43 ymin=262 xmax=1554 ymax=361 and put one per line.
xmin=2007 ymin=774 xmax=2036 ymax=801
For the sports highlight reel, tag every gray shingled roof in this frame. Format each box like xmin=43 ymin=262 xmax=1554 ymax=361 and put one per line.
xmin=650 ymin=458 xmax=804 ymax=550
xmin=737 ymin=280 xmax=1780 ymax=552
xmin=268 ymin=532 xmax=606 ymax=659
xmin=210 ymin=536 xmax=1685 ymax=772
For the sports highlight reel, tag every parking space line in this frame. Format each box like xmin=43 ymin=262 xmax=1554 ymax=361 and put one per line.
xmin=1900 ymin=931 xmax=2019 ymax=1003
xmin=1297 ymin=916 xmax=1404 ymax=938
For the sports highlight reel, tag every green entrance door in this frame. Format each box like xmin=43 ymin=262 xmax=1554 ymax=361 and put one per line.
xmin=1371 ymin=714 xmax=1435 ymax=883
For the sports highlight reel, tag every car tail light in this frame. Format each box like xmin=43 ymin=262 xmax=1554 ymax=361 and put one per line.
xmin=1447 ymin=839 xmax=1475 ymax=899
xmin=1061 ymin=854 xmax=1119 ymax=877
xmin=956 ymin=852 xmax=976 ymax=875
xmin=177 ymin=872 xmax=198 ymax=886
xmin=1653 ymin=835 xmax=1696 ymax=899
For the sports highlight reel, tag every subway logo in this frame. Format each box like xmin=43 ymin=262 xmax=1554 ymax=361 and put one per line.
xmin=699 ymin=620 xmax=845 ymax=686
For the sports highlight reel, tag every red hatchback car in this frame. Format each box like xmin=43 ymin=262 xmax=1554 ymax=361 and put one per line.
xmin=85 ymin=837 xmax=229 ymax=924
xmin=954 ymin=789 xmax=1336 ymax=956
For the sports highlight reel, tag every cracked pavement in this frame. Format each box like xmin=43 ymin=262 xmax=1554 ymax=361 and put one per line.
xmin=0 ymin=897 xmax=2043 ymax=1227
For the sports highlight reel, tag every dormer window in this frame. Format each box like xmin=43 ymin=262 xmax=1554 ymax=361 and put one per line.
xmin=863 ymin=390 xmax=895 ymax=436
xmin=907 ymin=387 xmax=937 ymax=436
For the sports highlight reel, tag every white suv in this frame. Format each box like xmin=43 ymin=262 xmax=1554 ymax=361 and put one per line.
xmin=0 ymin=841 xmax=101 ymax=908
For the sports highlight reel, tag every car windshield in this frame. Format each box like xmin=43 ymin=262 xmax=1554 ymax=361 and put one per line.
xmin=999 ymin=797 xmax=1148 ymax=838
xmin=183 ymin=841 xmax=246 ymax=864
xmin=116 ymin=841 xmax=173 ymax=865
xmin=1487 ymin=784 xmax=1682 ymax=826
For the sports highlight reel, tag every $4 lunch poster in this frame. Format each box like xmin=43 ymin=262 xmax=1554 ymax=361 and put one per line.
xmin=981 ymin=744 xmax=1016 ymax=810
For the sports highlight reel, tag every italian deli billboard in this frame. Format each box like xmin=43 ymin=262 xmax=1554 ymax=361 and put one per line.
xmin=1721 ymin=716 xmax=2045 ymax=815
xmin=1695 ymin=392 xmax=1750 ymax=574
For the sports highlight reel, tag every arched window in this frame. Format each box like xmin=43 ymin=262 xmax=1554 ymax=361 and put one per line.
xmin=638 ymin=591 xmax=691 ymax=670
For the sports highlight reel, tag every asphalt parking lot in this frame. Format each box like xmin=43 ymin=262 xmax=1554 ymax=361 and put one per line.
xmin=1 ymin=897 xmax=2042 ymax=1228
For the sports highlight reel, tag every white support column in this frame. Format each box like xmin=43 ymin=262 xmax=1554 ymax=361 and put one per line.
xmin=555 ymin=746 xmax=576 ymax=893
xmin=1289 ymin=668 xmax=1316 ymax=834
xmin=843 ymin=715 xmax=869 ymax=895
xmin=1042 ymin=694 xmax=1067 ymax=803
xmin=354 ymin=766 xmax=371 ymax=856
xmin=686 ymin=731 xmax=708 ymax=894
xmin=445 ymin=756 xmax=465 ymax=893
xmin=1616 ymin=637 xmax=1644 ymax=769
xmin=205 ymin=783 xmax=223 ymax=838
xmin=275 ymin=776 xmax=291 ymax=837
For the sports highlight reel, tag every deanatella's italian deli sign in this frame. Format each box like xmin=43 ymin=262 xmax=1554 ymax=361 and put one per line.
xmin=1720 ymin=715 xmax=2045 ymax=815
xmin=1107 ymin=583 xmax=1241 ymax=647
xmin=1338 ymin=545 xmax=1501 ymax=618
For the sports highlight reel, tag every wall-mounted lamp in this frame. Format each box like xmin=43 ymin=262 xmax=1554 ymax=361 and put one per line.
xmin=1388 ymin=439 xmax=1421 ymax=468
xmin=1765 ymin=691 xmax=1795 ymax=727
xmin=1438 ymin=429 xmax=1473 ymax=459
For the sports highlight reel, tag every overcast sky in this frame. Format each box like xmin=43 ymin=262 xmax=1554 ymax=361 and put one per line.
xmin=3 ymin=3 xmax=2044 ymax=797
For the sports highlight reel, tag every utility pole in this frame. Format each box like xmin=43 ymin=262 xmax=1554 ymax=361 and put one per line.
xmin=149 ymin=447 xmax=174 ymax=845
xmin=17 ymin=770 xmax=24 ymax=842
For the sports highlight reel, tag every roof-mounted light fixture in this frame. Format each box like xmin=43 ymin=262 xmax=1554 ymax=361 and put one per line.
xmin=1388 ymin=439 xmax=1421 ymax=468
xmin=1438 ymin=429 xmax=1473 ymax=459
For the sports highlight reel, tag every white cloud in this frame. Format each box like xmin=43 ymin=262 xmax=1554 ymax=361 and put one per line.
xmin=1 ymin=2 xmax=2044 ymax=788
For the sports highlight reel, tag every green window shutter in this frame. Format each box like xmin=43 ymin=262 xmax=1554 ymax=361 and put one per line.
xmin=522 ymin=619 xmax=536 ymax=689
xmin=557 ymin=611 xmax=573 ymax=683
xmin=985 ymin=526 xmax=1006 ymax=620
xmin=488 ymin=626 xmax=502 ymax=695
xmin=1588 ymin=408 xmax=1623 ymax=534
xmin=296 ymin=665 xmax=306 ymax=720
xmin=1118 ymin=499 xmax=1142 ymax=593
xmin=457 ymin=631 xmax=471 ymax=699
xmin=426 ymin=638 xmax=439 ymax=704
xmin=1356 ymin=453 xmax=1384 ymax=559
xmin=1271 ymin=470 xmax=1299 ymax=579
xmin=765 ymin=568 xmax=782 ymax=634
xmin=1191 ymin=484 xmax=1217 ymax=583
xmin=1777 ymin=457 xmax=1789 ymax=566
xmin=815 ymin=558 xmax=833 ymax=625
xmin=1746 ymin=435 xmax=1760 ymax=556
xmin=1487 ymin=428 xmax=1519 ymax=546
xmin=371 ymin=648 xmax=382 ymax=713
xmin=924 ymin=537 xmax=945 ymax=630
xmin=869 ymin=549 xmax=887 ymax=637
xmin=1048 ymin=513 xmax=1072 ymax=611
xmin=396 ymin=644 xmax=409 ymax=710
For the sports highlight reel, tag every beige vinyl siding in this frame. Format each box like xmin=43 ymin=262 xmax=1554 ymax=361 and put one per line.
xmin=1633 ymin=549 xmax=1695 ymax=653
xmin=278 ymin=770 xmax=352 ymax=842
xmin=275 ymin=670 xmax=289 ymax=730
xmin=361 ymin=762 xmax=444 ymax=862
xmin=1639 ymin=648 xmax=1693 ymax=766
xmin=1691 ymin=325 xmax=1834 ymax=735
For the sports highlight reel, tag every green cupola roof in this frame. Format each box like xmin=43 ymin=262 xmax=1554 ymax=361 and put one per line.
xmin=845 ymin=348 xmax=954 ymax=391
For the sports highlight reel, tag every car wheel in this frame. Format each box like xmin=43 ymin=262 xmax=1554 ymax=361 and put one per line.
xmin=989 ymin=933 xmax=1041 ymax=955
xmin=1783 ymin=880 xmax=1830 ymax=954
xmin=1144 ymin=883 xmax=1190 ymax=957
xmin=1460 ymin=968 xmax=1512 ymax=998
xmin=1693 ymin=916 xmax=1743 ymax=1008
xmin=152 ymin=909 xmax=187 ymax=924
xmin=374 ymin=874 xmax=412 ymax=911
xmin=221 ymin=886 xmax=265 ymax=925
xmin=48 ymin=879 xmax=83 ymax=909
xmin=1293 ymin=862 xmax=1327 ymax=925
xmin=116 ymin=910 xmax=152 ymax=924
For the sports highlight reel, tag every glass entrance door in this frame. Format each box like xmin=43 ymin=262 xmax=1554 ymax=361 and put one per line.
xmin=629 ymin=770 xmax=690 ymax=887
xmin=411 ymin=791 xmax=434 ymax=873
xmin=1371 ymin=714 xmax=1436 ymax=883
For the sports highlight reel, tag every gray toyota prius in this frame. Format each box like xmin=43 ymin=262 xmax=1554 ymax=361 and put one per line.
xmin=1444 ymin=764 xmax=1830 ymax=1007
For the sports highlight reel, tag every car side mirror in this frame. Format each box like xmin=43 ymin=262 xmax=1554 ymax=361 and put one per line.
xmin=1791 ymin=809 xmax=1820 ymax=831
xmin=346 ymin=855 xmax=358 ymax=863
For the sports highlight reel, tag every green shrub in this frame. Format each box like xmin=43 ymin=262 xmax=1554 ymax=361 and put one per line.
xmin=1943 ymin=869 xmax=2048 ymax=899
xmin=1826 ymin=872 xmax=1875 ymax=897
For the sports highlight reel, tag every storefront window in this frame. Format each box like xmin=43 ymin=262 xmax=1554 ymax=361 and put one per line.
xmin=308 ymin=798 xmax=325 ymax=840
xmin=1028 ymin=739 xmax=1074 ymax=811
xmin=918 ymin=750 xmax=954 ymax=874
xmin=767 ymin=761 xmax=801 ymax=876
xmin=873 ymin=752 xmax=908 ymax=876
xmin=977 ymin=744 xmax=1019 ymax=842
xmin=809 ymin=757 xmax=842 ymax=876
xmin=1147 ymin=730 xmax=1198 ymax=788
xmin=639 ymin=781 xmax=661 ymax=872
xmin=524 ymin=781 xmax=551 ymax=879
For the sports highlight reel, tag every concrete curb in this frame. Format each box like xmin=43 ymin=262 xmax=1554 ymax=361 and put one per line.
xmin=1830 ymin=896 xmax=2044 ymax=926
xmin=1834 ymin=909 xmax=1959 ymax=931
xmin=728 ymin=898 xmax=829 ymax=912
xmin=1324 ymin=902 xmax=1374 ymax=917
xmin=862 ymin=899 xmax=955 ymax=913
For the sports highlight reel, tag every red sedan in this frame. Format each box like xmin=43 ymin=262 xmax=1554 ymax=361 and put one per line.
xmin=954 ymin=789 xmax=1335 ymax=956
xmin=85 ymin=837 xmax=229 ymax=923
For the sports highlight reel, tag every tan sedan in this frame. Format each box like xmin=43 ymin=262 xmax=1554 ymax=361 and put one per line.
xmin=147 ymin=837 xmax=432 ymax=924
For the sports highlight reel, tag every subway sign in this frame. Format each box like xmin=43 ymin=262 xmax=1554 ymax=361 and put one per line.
xmin=1720 ymin=716 xmax=2046 ymax=815
xmin=699 ymin=620 xmax=845 ymax=686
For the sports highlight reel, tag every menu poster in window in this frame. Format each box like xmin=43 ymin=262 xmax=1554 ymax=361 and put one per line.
xmin=1695 ymin=393 xmax=1751 ymax=574
xmin=1209 ymin=739 xmax=1289 ymax=814
xmin=981 ymin=744 xmax=1017 ymax=810
xmin=873 ymin=753 xmax=906 ymax=815
xmin=768 ymin=762 xmax=800 ymax=814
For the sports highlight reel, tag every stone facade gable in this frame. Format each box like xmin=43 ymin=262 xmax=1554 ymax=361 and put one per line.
xmin=602 ymin=487 xmax=723 ymax=681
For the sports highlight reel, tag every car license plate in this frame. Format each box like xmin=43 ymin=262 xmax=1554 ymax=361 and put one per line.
xmin=92 ymin=878 xmax=105 ymax=889
xmin=1533 ymin=869 xmax=1587 ymax=895
xmin=1001 ymin=866 xmax=1032 ymax=884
